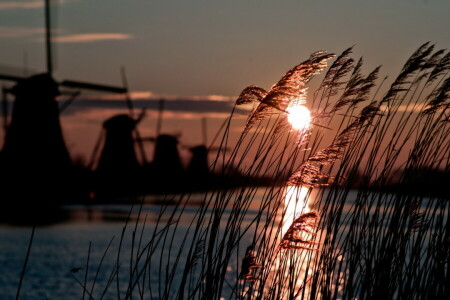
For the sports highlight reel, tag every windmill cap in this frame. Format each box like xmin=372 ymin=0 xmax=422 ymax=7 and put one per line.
xmin=157 ymin=134 xmax=179 ymax=145
xmin=103 ymin=114 xmax=136 ymax=130
xmin=11 ymin=73 xmax=60 ymax=98
xmin=190 ymin=145 xmax=207 ymax=153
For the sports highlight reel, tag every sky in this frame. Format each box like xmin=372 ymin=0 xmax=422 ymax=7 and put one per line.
xmin=0 ymin=0 xmax=449 ymax=164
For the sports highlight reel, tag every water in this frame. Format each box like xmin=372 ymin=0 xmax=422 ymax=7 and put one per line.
xmin=0 ymin=223 xmax=123 ymax=299
xmin=0 ymin=188 xmax=447 ymax=299
xmin=0 ymin=190 xmax=269 ymax=299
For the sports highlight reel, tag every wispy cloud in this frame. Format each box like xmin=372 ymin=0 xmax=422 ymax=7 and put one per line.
xmin=0 ymin=26 xmax=44 ymax=38
xmin=53 ymin=33 xmax=133 ymax=43
xmin=59 ymin=92 xmax=247 ymax=116
xmin=182 ymin=94 xmax=236 ymax=102
xmin=63 ymin=98 xmax=240 ymax=115
xmin=84 ymin=91 xmax=156 ymax=101
xmin=0 ymin=1 xmax=43 ymax=10
xmin=0 ymin=26 xmax=131 ymax=44
xmin=0 ymin=0 xmax=76 ymax=10
xmin=90 ymin=92 xmax=235 ymax=102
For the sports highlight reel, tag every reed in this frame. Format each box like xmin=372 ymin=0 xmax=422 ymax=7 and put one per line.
xmin=21 ymin=43 xmax=448 ymax=299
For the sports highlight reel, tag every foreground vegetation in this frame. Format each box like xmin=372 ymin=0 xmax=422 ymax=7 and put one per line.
xmin=18 ymin=43 xmax=449 ymax=299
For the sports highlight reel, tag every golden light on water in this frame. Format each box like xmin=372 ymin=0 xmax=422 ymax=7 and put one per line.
xmin=279 ymin=185 xmax=317 ymax=299
xmin=283 ymin=185 xmax=310 ymax=235
xmin=286 ymin=104 xmax=311 ymax=131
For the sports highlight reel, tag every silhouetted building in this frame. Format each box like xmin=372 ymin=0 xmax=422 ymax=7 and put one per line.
xmin=152 ymin=134 xmax=183 ymax=175
xmin=187 ymin=145 xmax=209 ymax=177
xmin=2 ymin=73 xmax=71 ymax=171
xmin=96 ymin=114 xmax=140 ymax=174
xmin=0 ymin=73 xmax=77 ymax=221
xmin=141 ymin=134 xmax=185 ymax=193
xmin=94 ymin=114 xmax=141 ymax=200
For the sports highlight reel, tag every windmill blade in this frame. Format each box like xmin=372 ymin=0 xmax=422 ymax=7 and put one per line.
xmin=0 ymin=75 xmax=127 ymax=94
xmin=49 ymin=0 xmax=59 ymax=73
xmin=60 ymin=79 xmax=127 ymax=94
xmin=57 ymin=79 xmax=127 ymax=114
xmin=121 ymin=67 xmax=135 ymax=116
xmin=88 ymin=128 xmax=105 ymax=170
xmin=45 ymin=0 xmax=53 ymax=74
xmin=0 ymin=74 xmax=24 ymax=83
xmin=156 ymin=98 xmax=165 ymax=137
xmin=0 ymin=74 xmax=127 ymax=95
xmin=202 ymin=117 xmax=207 ymax=145
xmin=135 ymin=108 xmax=146 ymax=124
xmin=58 ymin=90 xmax=81 ymax=113
xmin=120 ymin=67 xmax=147 ymax=163
xmin=44 ymin=0 xmax=61 ymax=74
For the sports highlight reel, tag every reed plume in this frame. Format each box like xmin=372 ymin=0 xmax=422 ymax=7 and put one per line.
xmin=237 ymin=51 xmax=334 ymax=128
xmin=239 ymin=246 xmax=262 ymax=282
xmin=280 ymin=211 xmax=320 ymax=250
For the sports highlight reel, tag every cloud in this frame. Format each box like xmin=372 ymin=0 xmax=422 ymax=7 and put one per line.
xmin=64 ymin=98 xmax=238 ymax=114
xmin=87 ymin=91 xmax=156 ymax=101
xmin=0 ymin=0 xmax=77 ymax=10
xmin=89 ymin=91 xmax=235 ymax=102
xmin=53 ymin=33 xmax=133 ymax=43
xmin=59 ymin=92 xmax=248 ymax=116
xmin=182 ymin=94 xmax=236 ymax=102
xmin=0 ymin=1 xmax=43 ymax=10
xmin=0 ymin=26 xmax=45 ymax=38
xmin=0 ymin=27 xmax=131 ymax=44
xmin=65 ymin=107 xmax=234 ymax=123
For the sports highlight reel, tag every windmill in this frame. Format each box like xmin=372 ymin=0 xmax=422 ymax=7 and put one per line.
xmin=0 ymin=0 xmax=133 ymax=159
xmin=141 ymin=103 xmax=230 ymax=175
xmin=0 ymin=0 xmax=128 ymax=139
xmin=0 ymin=0 xmax=130 ymax=206
xmin=137 ymin=98 xmax=184 ymax=172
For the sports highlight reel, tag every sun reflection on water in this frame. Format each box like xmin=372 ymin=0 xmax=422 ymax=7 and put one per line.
xmin=283 ymin=185 xmax=311 ymax=235
xmin=278 ymin=185 xmax=319 ymax=299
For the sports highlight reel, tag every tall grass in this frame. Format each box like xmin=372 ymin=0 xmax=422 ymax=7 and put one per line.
xmin=23 ymin=43 xmax=448 ymax=299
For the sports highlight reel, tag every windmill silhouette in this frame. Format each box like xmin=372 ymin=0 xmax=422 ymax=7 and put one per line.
xmin=0 ymin=0 xmax=127 ymax=143
xmin=0 ymin=0 xmax=128 ymax=211
xmin=142 ymin=112 xmax=232 ymax=193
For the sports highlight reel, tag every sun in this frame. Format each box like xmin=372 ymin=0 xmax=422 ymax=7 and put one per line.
xmin=286 ymin=104 xmax=311 ymax=131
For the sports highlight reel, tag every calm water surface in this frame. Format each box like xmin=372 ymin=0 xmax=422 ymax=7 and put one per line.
xmin=0 ymin=189 xmax=442 ymax=299
xmin=0 ymin=191 xmax=269 ymax=299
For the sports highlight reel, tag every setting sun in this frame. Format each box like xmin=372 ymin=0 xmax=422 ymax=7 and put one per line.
xmin=287 ymin=104 xmax=311 ymax=131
